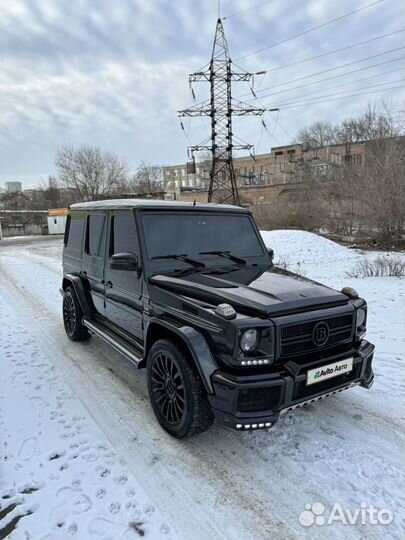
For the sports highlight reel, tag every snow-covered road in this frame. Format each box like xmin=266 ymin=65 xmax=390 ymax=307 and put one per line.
xmin=0 ymin=233 xmax=404 ymax=540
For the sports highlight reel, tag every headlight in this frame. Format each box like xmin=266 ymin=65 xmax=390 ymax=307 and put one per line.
xmin=356 ymin=307 xmax=367 ymax=329
xmin=240 ymin=329 xmax=259 ymax=353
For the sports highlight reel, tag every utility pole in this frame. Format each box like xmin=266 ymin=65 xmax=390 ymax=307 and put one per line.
xmin=179 ymin=19 xmax=267 ymax=205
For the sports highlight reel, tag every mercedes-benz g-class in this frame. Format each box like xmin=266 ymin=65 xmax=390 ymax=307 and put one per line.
xmin=61 ymin=200 xmax=374 ymax=438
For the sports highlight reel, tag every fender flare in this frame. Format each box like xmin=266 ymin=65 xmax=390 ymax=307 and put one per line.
xmin=145 ymin=318 xmax=217 ymax=394
xmin=62 ymin=274 xmax=94 ymax=317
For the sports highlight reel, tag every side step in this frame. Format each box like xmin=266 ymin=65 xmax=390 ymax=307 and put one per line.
xmin=82 ymin=317 xmax=143 ymax=367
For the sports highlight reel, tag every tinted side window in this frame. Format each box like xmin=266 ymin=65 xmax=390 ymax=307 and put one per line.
xmin=87 ymin=214 xmax=106 ymax=257
xmin=112 ymin=213 xmax=138 ymax=254
xmin=67 ymin=215 xmax=85 ymax=251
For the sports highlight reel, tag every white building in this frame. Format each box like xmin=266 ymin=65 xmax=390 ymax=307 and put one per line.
xmin=5 ymin=181 xmax=22 ymax=193
xmin=47 ymin=209 xmax=68 ymax=235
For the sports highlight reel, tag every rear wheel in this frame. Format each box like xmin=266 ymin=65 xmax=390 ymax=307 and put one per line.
xmin=147 ymin=340 xmax=214 ymax=438
xmin=62 ymin=287 xmax=90 ymax=341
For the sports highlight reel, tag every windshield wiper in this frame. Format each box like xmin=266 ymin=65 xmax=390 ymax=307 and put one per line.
xmin=199 ymin=250 xmax=247 ymax=265
xmin=151 ymin=254 xmax=205 ymax=268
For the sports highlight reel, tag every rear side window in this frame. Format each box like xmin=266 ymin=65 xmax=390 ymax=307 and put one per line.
xmin=64 ymin=215 xmax=71 ymax=245
xmin=67 ymin=215 xmax=85 ymax=251
xmin=112 ymin=213 xmax=138 ymax=254
xmin=86 ymin=214 xmax=106 ymax=257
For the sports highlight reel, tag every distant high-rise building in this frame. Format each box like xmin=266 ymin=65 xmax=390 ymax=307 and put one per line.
xmin=5 ymin=181 xmax=22 ymax=193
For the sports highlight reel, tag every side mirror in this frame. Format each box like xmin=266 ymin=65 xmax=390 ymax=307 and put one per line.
xmin=110 ymin=252 xmax=139 ymax=271
xmin=267 ymin=248 xmax=274 ymax=262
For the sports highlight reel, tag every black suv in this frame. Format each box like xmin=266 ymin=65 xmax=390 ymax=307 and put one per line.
xmin=61 ymin=200 xmax=374 ymax=438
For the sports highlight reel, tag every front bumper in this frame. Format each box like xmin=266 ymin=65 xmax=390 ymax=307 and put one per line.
xmin=209 ymin=340 xmax=374 ymax=431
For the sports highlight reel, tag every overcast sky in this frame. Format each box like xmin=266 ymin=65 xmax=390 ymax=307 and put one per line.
xmin=1 ymin=0 xmax=404 ymax=189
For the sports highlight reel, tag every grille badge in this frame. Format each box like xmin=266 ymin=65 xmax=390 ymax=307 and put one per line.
xmin=312 ymin=321 xmax=330 ymax=347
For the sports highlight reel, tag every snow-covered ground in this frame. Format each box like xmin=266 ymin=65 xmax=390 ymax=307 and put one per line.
xmin=0 ymin=231 xmax=404 ymax=540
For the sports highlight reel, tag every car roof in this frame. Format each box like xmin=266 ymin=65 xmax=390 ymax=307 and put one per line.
xmin=69 ymin=199 xmax=249 ymax=213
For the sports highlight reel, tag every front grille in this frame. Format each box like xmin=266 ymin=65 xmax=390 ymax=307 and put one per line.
xmin=280 ymin=313 xmax=354 ymax=358
xmin=237 ymin=386 xmax=282 ymax=413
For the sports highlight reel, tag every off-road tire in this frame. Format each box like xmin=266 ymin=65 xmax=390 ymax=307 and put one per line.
xmin=147 ymin=339 xmax=214 ymax=438
xmin=62 ymin=287 xmax=91 ymax=341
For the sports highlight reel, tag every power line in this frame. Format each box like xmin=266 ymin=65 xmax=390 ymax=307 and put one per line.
xmin=246 ymin=70 xmax=404 ymax=142
xmin=271 ymin=112 xmax=294 ymax=141
xmin=243 ymin=75 xmax=294 ymax=144
xmin=254 ymin=29 xmax=405 ymax=75
xmin=246 ymin=63 xmax=405 ymax=102
xmin=248 ymin=72 xmax=404 ymax=140
xmin=237 ymin=48 xmax=405 ymax=99
xmin=223 ymin=0 xmax=278 ymax=20
xmin=265 ymin=115 xmax=284 ymax=146
xmin=245 ymin=88 xmax=284 ymax=146
xmin=270 ymin=78 xmax=405 ymax=108
xmin=235 ymin=0 xmax=385 ymax=60
xmin=272 ymin=85 xmax=404 ymax=110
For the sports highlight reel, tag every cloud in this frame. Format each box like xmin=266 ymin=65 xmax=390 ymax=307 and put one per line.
xmin=0 ymin=0 xmax=404 ymax=186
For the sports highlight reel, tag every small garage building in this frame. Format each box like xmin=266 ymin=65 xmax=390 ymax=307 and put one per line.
xmin=47 ymin=208 xmax=68 ymax=235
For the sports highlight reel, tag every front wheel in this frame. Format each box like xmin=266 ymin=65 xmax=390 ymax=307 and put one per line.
xmin=62 ymin=287 xmax=90 ymax=341
xmin=147 ymin=340 xmax=214 ymax=438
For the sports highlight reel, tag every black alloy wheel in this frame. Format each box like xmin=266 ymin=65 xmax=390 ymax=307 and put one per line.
xmin=63 ymin=291 xmax=76 ymax=335
xmin=150 ymin=352 xmax=186 ymax=426
xmin=62 ymin=287 xmax=90 ymax=341
xmin=147 ymin=340 xmax=214 ymax=438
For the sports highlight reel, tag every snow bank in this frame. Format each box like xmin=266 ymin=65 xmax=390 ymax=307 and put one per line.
xmin=259 ymin=229 xmax=366 ymax=287
xmin=260 ymin=229 xmax=356 ymax=267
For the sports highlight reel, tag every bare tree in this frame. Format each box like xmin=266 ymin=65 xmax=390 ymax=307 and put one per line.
xmin=296 ymin=120 xmax=337 ymax=148
xmin=320 ymin=136 xmax=405 ymax=242
xmin=253 ymin=161 xmax=328 ymax=231
xmin=359 ymin=137 xmax=405 ymax=242
xmin=297 ymin=102 xmax=403 ymax=148
xmin=128 ymin=161 xmax=163 ymax=194
xmin=42 ymin=175 xmax=60 ymax=208
xmin=291 ymin=102 xmax=405 ymax=243
xmin=322 ymin=163 xmax=361 ymax=236
xmin=336 ymin=102 xmax=401 ymax=143
xmin=56 ymin=145 xmax=128 ymax=201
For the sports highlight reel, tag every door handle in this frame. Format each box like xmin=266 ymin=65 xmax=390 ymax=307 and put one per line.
xmin=105 ymin=281 xmax=113 ymax=289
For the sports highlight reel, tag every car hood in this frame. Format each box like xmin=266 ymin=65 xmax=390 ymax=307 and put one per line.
xmin=149 ymin=269 xmax=348 ymax=317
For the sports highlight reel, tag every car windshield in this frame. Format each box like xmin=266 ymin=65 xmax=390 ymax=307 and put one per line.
xmin=142 ymin=212 xmax=264 ymax=262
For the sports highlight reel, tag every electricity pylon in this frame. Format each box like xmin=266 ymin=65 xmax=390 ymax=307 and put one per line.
xmin=179 ymin=18 xmax=266 ymax=205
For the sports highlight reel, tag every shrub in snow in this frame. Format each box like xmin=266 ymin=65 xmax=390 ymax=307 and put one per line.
xmin=275 ymin=255 xmax=307 ymax=277
xmin=347 ymin=254 xmax=405 ymax=278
